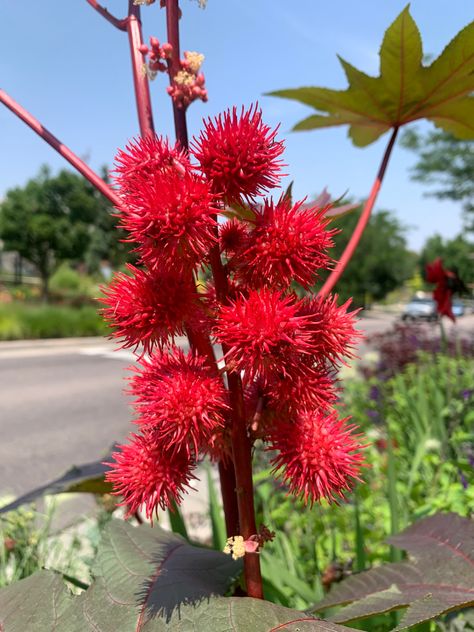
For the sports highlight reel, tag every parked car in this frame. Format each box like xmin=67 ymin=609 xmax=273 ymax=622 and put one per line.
xmin=452 ymin=299 xmax=465 ymax=317
xmin=401 ymin=297 xmax=438 ymax=321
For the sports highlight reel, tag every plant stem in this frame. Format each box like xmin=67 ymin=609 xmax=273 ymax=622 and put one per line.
xmin=439 ymin=317 xmax=448 ymax=354
xmin=218 ymin=460 xmax=239 ymax=537
xmin=165 ymin=0 xmax=188 ymax=149
xmin=86 ymin=0 xmax=128 ymax=30
xmin=318 ymin=126 xmax=399 ymax=299
xmin=208 ymin=244 xmax=263 ymax=597
xmin=164 ymin=0 xmax=243 ymax=546
xmin=127 ymin=2 xmax=155 ymax=137
xmin=0 ymin=89 xmax=121 ymax=208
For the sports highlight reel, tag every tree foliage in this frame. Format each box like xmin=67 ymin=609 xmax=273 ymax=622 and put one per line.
xmin=321 ymin=208 xmax=416 ymax=306
xmin=401 ymin=129 xmax=474 ymax=230
xmin=0 ymin=166 xmax=128 ymax=299
xmin=419 ymin=233 xmax=474 ymax=287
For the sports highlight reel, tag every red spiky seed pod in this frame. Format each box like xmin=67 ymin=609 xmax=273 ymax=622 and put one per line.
xmin=114 ymin=135 xmax=189 ymax=200
xmin=105 ymin=431 xmax=196 ymax=520
xmin=236 ymin=197 xmax=335 ymax=289
xmin=219 ymin=219 xmax=250 ymax=254
xmin=297 ymin=295 xmax=361 ymax=365
xmin=119 ymin=170 xmax=219 ymax=271
xmin=130 ymin=349 xmax=228 ymax=456
xmin=191 ymin=104 xmax=285 ymax=203
xmin=266 ymin=364 xmax=338 ymax=415
xmin=215 ymin=288 xmax=317 ymax=382
xmin=269 ymin=410 xmax=365 ymax=505
xmin=100 ymin=264 xmax=201 ymax=354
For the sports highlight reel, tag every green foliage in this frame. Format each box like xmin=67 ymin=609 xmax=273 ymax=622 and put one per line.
xmin=49 ymin=263 xmax=100 ymax=303
xmin=0 ymin=500 xmax=98 ymax=590
xmin=401 ymin=129 xmax=474 ymax=230
xmin=49 ymin=264 xmax=83 ymax=293
xmin=0 ymin=166 xmax=129 ymax=300
xmin=319 ymin=209 xmax=416 ymax=306
xmin=0 ymin=505 xmax=52 ymax=586
xmin=0 ymin=303 xmax=108 ymax=340
xmin=269 ymin=7 xmax=474 ymax=146
xmin=419 ymin=233 xmax=474 ymax=285
xmin=314 ymin=513 xmax=474 ymax=631
xmin=252 ymin=353 xmax=473 ymax=614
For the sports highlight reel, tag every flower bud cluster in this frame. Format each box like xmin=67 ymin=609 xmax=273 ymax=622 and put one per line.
xmin=167 ymin=51 xmax=208 ymax=109
xmin=139 ymin=37 xmax=173 ymax=80
xmin=103 ymin=104 xmax=366 ymax=519
xmin=140 ymin=35 xmax=208 ymax=109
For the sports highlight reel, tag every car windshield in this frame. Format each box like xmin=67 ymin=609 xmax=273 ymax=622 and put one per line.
xmin=409 ymin=298 xmax=433 ymax=304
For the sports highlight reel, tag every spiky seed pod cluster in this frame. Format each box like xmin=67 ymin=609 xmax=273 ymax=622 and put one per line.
xmin=102 ymin=104 xmax=366 ymax=519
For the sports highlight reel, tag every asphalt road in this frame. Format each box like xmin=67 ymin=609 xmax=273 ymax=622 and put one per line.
xmin=1 ymin=311 xmax=473 ymax=501
xmin=0 ymin=343 xmax=134 ymax=498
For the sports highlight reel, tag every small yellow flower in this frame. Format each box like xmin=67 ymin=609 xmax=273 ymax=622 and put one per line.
xmin=223 ymin=535 xmax=246 ymax=560
xmin=184 ymin=51 xmax=205 ymax=74
xmin=174 ymin=70 xmax=195 ymax=87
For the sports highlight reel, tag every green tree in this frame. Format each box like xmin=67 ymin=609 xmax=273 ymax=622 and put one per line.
xmin=0 ymin=166 xmax=127 ymax=300
xmin=82 ymin=167 xmax=131 ymax=274
xmin=401 ymin=129 xmax=474 ymax=230
xmin=321 ymin=208 xmax=417 ymax=307
xmin=419 ymin=233 xmax=474 ymax=288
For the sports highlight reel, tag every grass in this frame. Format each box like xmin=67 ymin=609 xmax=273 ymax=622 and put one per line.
xmin=0 ymin=302 xmax=108 ymax=340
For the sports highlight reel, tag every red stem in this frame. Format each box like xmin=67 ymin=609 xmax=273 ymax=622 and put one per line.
xmin=318 ymin=126 xmax=399 ymax=300
xmin=208 ymin=240 xmax=263 ymax=597
xmin=0 ymin=89 xmax=121 ymax=208
xmin=165 ymin=0 xmax=188 ymax=148
xmin=85 ymin=0 xmax=128 ymax=30
xmin=218 ymin=460 xmax=239 ymax=537
xmin=164 ymin=0 xmax=242 ymax=541
xmin=127 ymin=2 xmax=155 ymax=137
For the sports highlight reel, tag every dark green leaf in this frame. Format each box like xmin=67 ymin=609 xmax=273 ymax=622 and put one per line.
xmin=313 ymin=513 xmax=474 ymax=631
xmin=0 ymin=571 xmax=72 ymax=631
xmin=0 ymin=520 xmax=354 ymax=630
xmin=0 ymin=455 xmax=114 ymax=514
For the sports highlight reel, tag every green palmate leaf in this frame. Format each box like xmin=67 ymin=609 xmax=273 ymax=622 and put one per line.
xmin=269 ymin=6 xmax=474 ymax=146
xmin=0 ymin=454 xmax=115 ymax=514
xmin=0 ymin=520 xmax=352 ymax=631
xmin=313 ymin=513 xmax=474 ymax=631
xmin=0 ymin=571 xmax=72 ymax=631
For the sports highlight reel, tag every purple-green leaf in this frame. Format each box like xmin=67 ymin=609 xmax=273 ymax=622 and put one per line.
xmin=0 ymin=520 xmax=353 ymax=631
xmin=313 ymin=513 xmax=474 ymax=631
xmin=269 ymin=7 xmax=474 ymax=146
xmin=0 ymin=571 xmax=72 ymax=631
xmin=0 ymin=453 xmax=116 ymax=514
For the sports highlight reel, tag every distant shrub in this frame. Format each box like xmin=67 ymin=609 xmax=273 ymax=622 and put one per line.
xmin=0 ymin=303 xmax=108 ymax=340
xmin=49 ymin=264 xmax=99 ymax=302
xmin=49 ymin=264 xmax=82 ymax=293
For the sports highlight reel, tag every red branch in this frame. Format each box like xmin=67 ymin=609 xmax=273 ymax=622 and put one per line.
xmin=127 ymin=2 xmax=155 ymax=137
xmin=318 ymin=126 xmax=399 ymax=299
xmin=0 ymin=89 xmax=121 ymax=208
xmin=164 ymin=0 xmax=242 ymax=544
xmin=163 ymin=0 xmax=264 ymax=593
xmin=85 ymin=0 xmax=128 ymax=30
xmin=165 ymin=0 xmax=189 ymax=148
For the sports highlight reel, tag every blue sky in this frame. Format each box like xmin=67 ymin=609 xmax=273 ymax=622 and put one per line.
xmin=1 ymin=1 xmax=472 ymax=251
